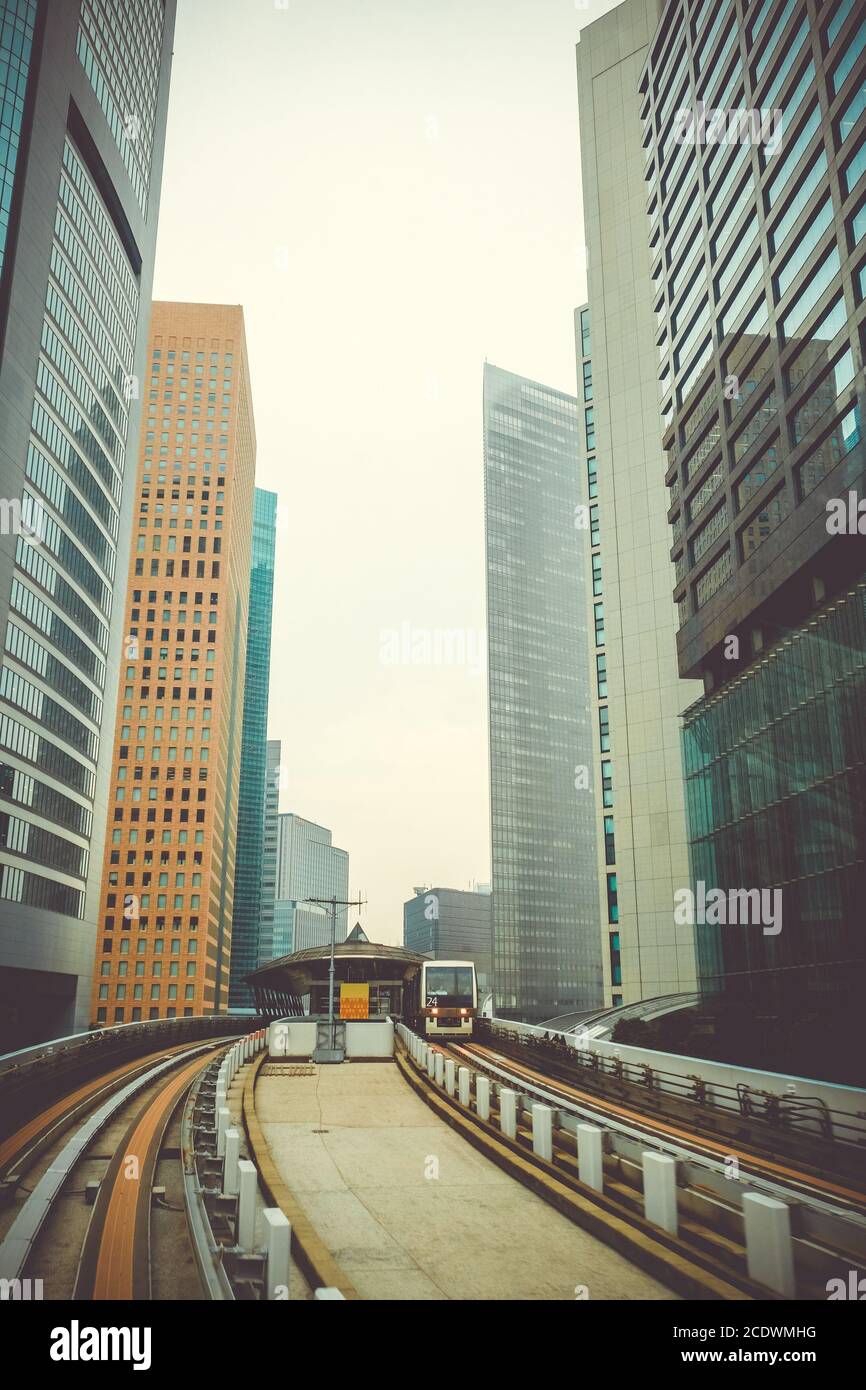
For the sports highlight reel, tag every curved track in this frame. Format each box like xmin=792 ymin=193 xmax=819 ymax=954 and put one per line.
xmin=449 ymin=1040 xmax=866 ymax=1214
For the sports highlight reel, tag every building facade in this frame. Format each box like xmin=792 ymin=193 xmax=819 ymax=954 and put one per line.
xmin=403 ymin=885 xmax=494 ymax=995
xmin=90 ymin=301 xmax=256 ymax=1025
xmin=642 ymin=0 xmax=866 ymax=1022
xmin=257 ymin=737 xmax=281 ymax=966
xmin=0 ymin=0 xmax=176 ymax=1047
xmin=273 ymin=812 xmax=349 ymax=956
xmin=228 ymin=486 xmax=277 ymax=1009
xmin=483 ymin=362 xmax=602 ymax=1021
xmin=576 ymin=0 xmax=700 ymax=1008
xmin=573 ymin=305 xmax=624 ymax=1006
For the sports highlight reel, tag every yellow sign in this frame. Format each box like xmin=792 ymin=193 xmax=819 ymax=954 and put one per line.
xmin=339 ymin=983 xmax=369 ymax=1020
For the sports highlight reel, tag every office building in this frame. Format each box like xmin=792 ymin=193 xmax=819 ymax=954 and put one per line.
xmin=0 ymin=0 xmax=175 ymax=1047
xmin=403 ymin=884 xmax=493 ymax=994
xmin=273 ymin=812 xmax=348 ymax=955
xmin=483 ymin=362 xmax=602 ymax=1021
xmin=642 ymin=0 xmax=866 ymax=1025
xmin=90 ymin=301 xmax=256 ymax=1024
xmin=576 ymin=0 xmax=700 ymax=1007
xmin=257 ymin=737 xmax=281 ymax=965
xmin=228 ymin=487 xmax=277 ymax=1009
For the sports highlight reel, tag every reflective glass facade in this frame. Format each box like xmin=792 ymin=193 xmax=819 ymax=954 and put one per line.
xmin=403 ymin=886 xmax=493 ymax=995
xmin=683 ymin=580 xmax=866 ymax=1014
xmin=0 ymin=0 xmax=36 ymax=285
xmin=228 ymin=487 xmax=276 ymax=1009
xmin=0 ymin=1 xmax=175 ymax=1047
xmin=483 ymin=363 xmax=602 ymax=1021
xmin=642 ymin=0 xmax=866 ymax=1033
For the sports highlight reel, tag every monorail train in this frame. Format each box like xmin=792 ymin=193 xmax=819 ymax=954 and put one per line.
xmin=405 ymin=959 xmax=478 ymax=1038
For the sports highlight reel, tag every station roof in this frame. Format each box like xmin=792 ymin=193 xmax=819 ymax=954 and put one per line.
xmin=247 ymin=941 xmax=428 ymax=995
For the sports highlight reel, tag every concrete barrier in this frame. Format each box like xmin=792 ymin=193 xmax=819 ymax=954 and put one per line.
xmin=576 ymin=1123 xmax=604 ymax=1192
xmin=346 ymin=1019 xmax=394 ymax=1058
xmin=268 ymin=1019 xmax=317 ymax=1058
xmin=216 ymin=1105 xmax=231 ymax=1158
xmin=532 ymin=1104 xmax=554 ymax=1162
xmin=476 ymin=1075 xmax=491 ymax=1122
xmin=643 ymin=1151 xmax=678 ymax=1235
xmin=499 ymin=1088 xmax=518 ymax=1140
xmin=427 ymin=1048 xmax=436 ymax=1080
xmin=742 ymin=1192 xmax=795 ymax=1297
xmin=224 ymin=1127 xmax=241 ymax=1195
xmin=264 ymin=1207 xmax=291 ymax=1300
xmin=445 ymin=1058 xmax=456 ymax=1096
xmin=434 ymin=1052 xmax=445 ymax=1087
xmin=237 ymin=1159 xmax=257 ymax=1251
xmin=458 ymin=1066 xmax=471 ymax=1107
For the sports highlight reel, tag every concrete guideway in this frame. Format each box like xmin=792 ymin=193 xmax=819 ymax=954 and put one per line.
xmin=254 ymin=1061 xmax=679 ymax=1301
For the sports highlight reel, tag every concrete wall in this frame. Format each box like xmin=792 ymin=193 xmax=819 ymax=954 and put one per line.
xmin=345 ymin=1020 xmax=393 ymax=1058
xmin=268 ymin=1019 xmax=317 ymax=1058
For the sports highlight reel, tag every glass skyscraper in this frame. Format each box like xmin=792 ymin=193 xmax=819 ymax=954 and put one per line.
xmin=403 ymin=885 xmax=493 ymax=995
xmin=0 ymin=0 xmax=175 ymax=1047
xmin=483 ymin=363 xmax=602 ymax=1021
xmin=642 ymin=0 xmax=866 ymax=1037
xmin=575 ymin=0 xmax=700 ymax=1012
xmin=273 ymin=812 xmax=349 ymax=955
xmin=229 ymin=487 xmax=277 ymax=1009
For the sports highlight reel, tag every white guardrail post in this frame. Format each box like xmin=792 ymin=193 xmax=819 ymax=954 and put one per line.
xmin=531 ymin=1104 xmax=554 ymax=1161
xmin=742 ymin=1192 xmax=795 ymax=1297
xmin=223 ymin=1127 xmax=241 ymax=1195
xmin=264 ymin=1207 xmax=291 ymax=1300
xmin=576 ymin=1123 xmax=604 ymax=1192
xmin=642 ymin=1151 xmax=678 ymax=1235
xmin=236 ymin=1159 xmax=258 ymax=1251
xmin=458 ymin=1066 xmax=470 ymax=1106
xmin=499 ymin=1089 xmax=518 ymax=1139
xmin=434 ymin=1052 xmax=445 ymax=1087
xmin=476 ymin=1075 xmax=491 ymax=1121
xmin=427 ymin=1048 xmax=436 ymax=1080
xmin=445 ymin=1058 xmax=456 ymax=1096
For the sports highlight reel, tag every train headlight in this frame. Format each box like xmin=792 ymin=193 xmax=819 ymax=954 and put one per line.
xmin=431 ymin=1008 xmax=439 ymax=1016
xmin=460 ymin=1008 xmax=467 ymax=1015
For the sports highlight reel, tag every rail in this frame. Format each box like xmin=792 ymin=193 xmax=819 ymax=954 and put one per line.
xmin=477 ymin=1018 xmax=866 ymax=1148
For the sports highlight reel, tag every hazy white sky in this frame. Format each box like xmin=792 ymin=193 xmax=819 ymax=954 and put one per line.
xmin=153 ymin=0 xmax=623 ymax=944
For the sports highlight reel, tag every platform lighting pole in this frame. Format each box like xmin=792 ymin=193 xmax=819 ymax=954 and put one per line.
xmin=304 ymin=895 xmax=365 ymax=1053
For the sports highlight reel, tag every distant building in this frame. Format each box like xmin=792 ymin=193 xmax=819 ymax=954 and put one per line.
xmin=91 ymin=301 xmax=257 ymax=1025
xmin=403 ymin=885 xmax=493 ymax=994
xmin=229 ymin=489 xmax=277 ymax=1009
xmin=483 ymin=362 xmax=602 ymax=1020
xmin=273 ymin=813 xmax=349 ymax=954
xmin=258 ymin=740 xmax=281 ymax=964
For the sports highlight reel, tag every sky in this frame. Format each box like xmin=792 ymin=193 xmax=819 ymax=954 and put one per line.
xmin=152 ymin=0 xmax=624 ymax=944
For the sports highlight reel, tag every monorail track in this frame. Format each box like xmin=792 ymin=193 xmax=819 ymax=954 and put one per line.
xmin=0 ymin=1039 xmax=228 ymax=1299
xmin=450 ymin=1040 xmax=866 ymax=1215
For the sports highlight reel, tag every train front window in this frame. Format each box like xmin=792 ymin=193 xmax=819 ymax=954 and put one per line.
xmin=425 ymin=967 xmax=473 ymax=1007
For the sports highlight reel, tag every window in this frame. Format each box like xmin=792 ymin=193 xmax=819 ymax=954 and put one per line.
xmin=606 ymin=872 xmax=618 ymax=924
xmin=601 ymin=760 xmax=613 ymax=808
xmin=596 ymin=652 xmax=607 ymax=698
xmin=603 ymin=814 xmax=616 ymax=864
xmin=599 ymin=706 xmax=610 ymax=753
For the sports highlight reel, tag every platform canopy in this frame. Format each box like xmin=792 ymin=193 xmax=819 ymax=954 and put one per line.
xmin=246 ymin=940 xmax=428 ymax=1018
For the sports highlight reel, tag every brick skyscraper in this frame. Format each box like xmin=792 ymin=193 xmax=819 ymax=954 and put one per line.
xmin=91 ymin=302 xmax=255 ymax=1024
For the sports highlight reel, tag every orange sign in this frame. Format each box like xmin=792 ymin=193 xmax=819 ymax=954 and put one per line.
xmin=339 ymin=983 xmax=369 ymax=1019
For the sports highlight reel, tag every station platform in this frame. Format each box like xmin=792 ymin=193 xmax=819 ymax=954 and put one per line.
xmin=255 ymin=1060 xmax=679 ymax=1300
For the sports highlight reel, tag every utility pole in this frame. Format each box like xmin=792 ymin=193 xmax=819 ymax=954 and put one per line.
xmin=305 ymin=894 xmax=365 ymax=1061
